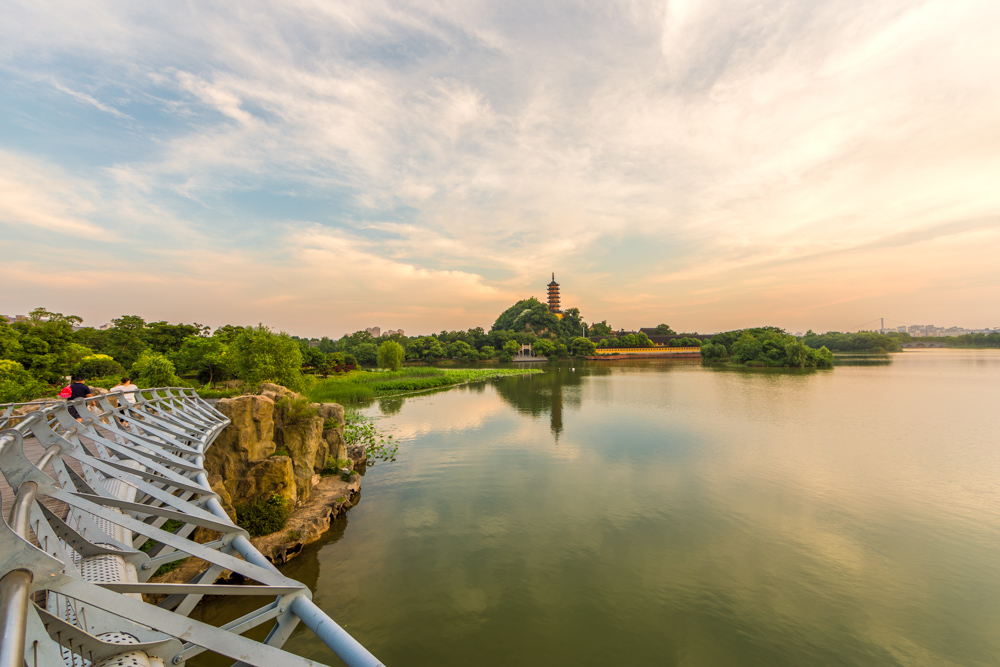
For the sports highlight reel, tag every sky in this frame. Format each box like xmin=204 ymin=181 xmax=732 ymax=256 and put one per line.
xmin=2 ymin=0 xmax=999 ymax=338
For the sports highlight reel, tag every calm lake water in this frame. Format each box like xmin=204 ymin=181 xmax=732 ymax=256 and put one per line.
xmin=195 ymin=349 xmax=1000 ymax=666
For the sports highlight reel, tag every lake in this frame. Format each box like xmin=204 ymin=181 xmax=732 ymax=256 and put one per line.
xmin=195 ymin=349 xmax=1000 ymax=666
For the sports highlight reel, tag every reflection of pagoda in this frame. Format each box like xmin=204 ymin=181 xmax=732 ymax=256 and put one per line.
xmin=547 ymin=273 xmax=562 ymax=315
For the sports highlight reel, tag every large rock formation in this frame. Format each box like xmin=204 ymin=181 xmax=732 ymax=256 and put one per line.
xmin=316 ymin=403 xmax=348 ymax=465
xmin=209 ymin=386 xmax=351 ymax=507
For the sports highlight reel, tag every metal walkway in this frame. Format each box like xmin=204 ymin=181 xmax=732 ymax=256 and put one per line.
xmin=0 ymin=388 xmax=384 ymax=667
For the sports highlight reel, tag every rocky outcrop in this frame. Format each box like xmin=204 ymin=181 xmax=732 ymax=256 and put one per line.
xmin=316 ymin=403 xmax=347 ymax=465
xmin=209 ymin=386 xmax=349 ymax=507
xmin=250 ymin=473 xmax=361 ymax=564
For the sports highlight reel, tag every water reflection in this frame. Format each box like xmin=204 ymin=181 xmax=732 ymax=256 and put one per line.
xmin=833 ymin=353 xmax=894 ymax=366
xmin=192 ymin=350 xmax=1000 ymax=667
xmin=492 ymin=361 xmax=610 ymax=437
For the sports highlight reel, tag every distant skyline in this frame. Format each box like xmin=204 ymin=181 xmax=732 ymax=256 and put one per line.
xmin=2 ymin=0 xmax=999 ymax=338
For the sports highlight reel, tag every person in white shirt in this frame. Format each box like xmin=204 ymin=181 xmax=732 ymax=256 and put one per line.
xmin=112 ymin=377 xmax=140 ymax=427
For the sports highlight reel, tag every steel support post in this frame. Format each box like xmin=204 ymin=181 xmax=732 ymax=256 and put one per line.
xmin=0 ymin=569 xmax=32 ymax=667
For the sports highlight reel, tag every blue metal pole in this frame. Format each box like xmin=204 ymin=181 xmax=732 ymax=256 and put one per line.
xmin=290 ymin=596 xmax=385 ymax=667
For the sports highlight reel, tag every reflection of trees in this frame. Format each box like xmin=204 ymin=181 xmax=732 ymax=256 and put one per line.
xmin=378 ymin=396 xmax=405 ymax=415
xmin=493 ymin=361 xmax=610 ymax=437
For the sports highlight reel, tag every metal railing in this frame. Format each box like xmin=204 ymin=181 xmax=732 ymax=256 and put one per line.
xmin=0 ymin=388 xmax=384 ymax=667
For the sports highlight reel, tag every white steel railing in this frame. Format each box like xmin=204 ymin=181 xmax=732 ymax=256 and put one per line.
xmin=0 ymin=388 xmax=383 ymax=667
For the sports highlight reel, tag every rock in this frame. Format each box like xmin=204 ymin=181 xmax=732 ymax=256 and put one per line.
xmin=206 ymin=385 xmax=347 ymax=512
xmin=316 ymin=403 xmax=347 ymax=467
xmin=250 ymin=472 xmax=362 ymax=565
xmin=207 ymin=474 xmax=237 ymax=522
xmin=208 ymin=395 xmax=277 ymax=481
xmin=230 ymin=456 xmax=296 ymax=506
xmin=276 ymin=419 xmax=324 ymax=502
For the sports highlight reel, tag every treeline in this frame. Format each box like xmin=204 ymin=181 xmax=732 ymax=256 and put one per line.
xmin=1 ymin=299 xmax=603 ymax=403
xmin=701 ymin=327 xmax=834 ymax=368
xmin=0 ymin=308 xmax=314 ymax=402
xmin=801 ymin=331 xmax=902 ymax=353
xmin=885 ymin=331 xmax=1000 ymax=348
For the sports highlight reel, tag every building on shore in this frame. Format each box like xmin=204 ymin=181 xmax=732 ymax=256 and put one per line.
xmin=547 ymin=273 xmax=562 ymax=315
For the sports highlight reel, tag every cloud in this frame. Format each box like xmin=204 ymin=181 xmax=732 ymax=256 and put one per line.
xmin=0 ymin=151 xmax=104 ymax=238
xmin=49 ymin=80 xmax=131 ymax=119
xmin=0 ymin=0 xmax=998 ymax=331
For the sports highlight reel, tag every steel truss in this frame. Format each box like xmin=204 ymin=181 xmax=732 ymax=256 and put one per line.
xmin=0 ymin=388 xmax=383 ymax=667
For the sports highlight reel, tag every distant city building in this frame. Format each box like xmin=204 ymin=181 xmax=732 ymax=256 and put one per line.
xmin=365 ymin=326 xmax=381 ymax=337
xmin=547 ymin=273 xmax=562 ymax=314
xmin=384 ymin=329 xmax=405 ymax=337
xmin=99 ymin=323 xmax=113 ymax=330
xmin=308 ymin=340 xmax=320 ymax=348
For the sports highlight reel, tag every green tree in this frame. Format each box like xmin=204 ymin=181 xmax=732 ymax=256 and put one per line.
xmin=106 ymin=315 xmax=149 ymax=369
xmin=730 ymin=331 xmax=764 ymax=363
xmin=590 ymin=321 xmax=613 ymax=336
xmin=558 ymin=307 xmax=585 ymax=339
xmin=131 ymin=350 xmax=183 ymax=387
xmin=377 ymin=340 xmax=405 ymax=371
xmin=174 ymin=336 xmax=230 ymax=385
xmin=654 ymin=324 xmax=676 ymax=335
xmin=700 ymin=342 xmax=728 ymax=361
xmin=569 ymin=337 xmax=597 ymax=357
xmin=229 ymin=325 xmax=304 ymax=390
xmin=354 ymin=342 xmax=378 ymax=366
xmin=492 ymin=298 xmax=561 ymax=337
xmin=0 ymin=321 xmax=22 ymax=360
xmin=0 ymin=359 xmax=48 ymax=403
xmin=10 ymin=311 xmax=81 ymax=383
xmin=72 ymin=354 xmax=126 ymax=380
xmin=212 ymin=325 xmax=246 ymax=344
xmin=146 ymin=322 xmax=207 ymax=354
xmin=533 ymin=339 xmax=556 ymax=358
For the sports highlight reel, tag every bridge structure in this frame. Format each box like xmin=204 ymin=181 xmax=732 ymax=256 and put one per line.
xmin=0 ymin=388 xmax=384 ymax=667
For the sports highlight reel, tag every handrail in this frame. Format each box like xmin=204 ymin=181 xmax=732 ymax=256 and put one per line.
xmin=0 ymin=388 xmax=385 ymax=667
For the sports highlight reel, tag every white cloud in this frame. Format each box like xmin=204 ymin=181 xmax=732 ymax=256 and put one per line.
xmin=1 ymin=0 xmax=999 ymax=330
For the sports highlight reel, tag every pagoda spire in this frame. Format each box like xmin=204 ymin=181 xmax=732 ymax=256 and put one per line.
xmin=547 ymin=272 xmax=561 ymax=313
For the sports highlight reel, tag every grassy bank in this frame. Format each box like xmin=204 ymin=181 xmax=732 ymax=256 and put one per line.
xmin=304 ymin=367 xmax=543 ymax=404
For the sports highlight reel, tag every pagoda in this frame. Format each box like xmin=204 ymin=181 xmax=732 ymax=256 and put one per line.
xmin=547 ymin=273 xmax=562 ymax=314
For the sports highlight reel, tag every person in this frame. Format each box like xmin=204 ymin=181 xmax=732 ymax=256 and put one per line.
xmin=66 ymin=376 xmax=92 ymax=422
xmin=111 ymin=377 xmax=139 ymax=427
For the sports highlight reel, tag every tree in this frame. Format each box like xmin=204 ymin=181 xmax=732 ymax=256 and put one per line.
xmin=174 ymin=336 xmax=230 ymax=385
xmin=700 ymin=342 xmax=727 ymax=361
xmin=146 ymin=322 xmax=207 ymax=354
xmin=448 ymin=340 xmax=477 ymax=362
xmin=0 ymin=322 xmax=22 ymax=360
xmin=533 ymin=339 xmax=556 ymax=357
xmin=10 ymin=312 xmax=81 ymax=383
xmin=558 ymin=307 xmax=585 ymax=339
xmin=106 ymin=315 xmax=149 ymax=369
xmin=212 ymin=325 xmax=246 ymax=344
xmin=654 ymin=324 xmax=676 ymax=335
xmin=72 ymin=354 xmax=126 ymax=380
xmin=492 ymin=298 xmax=561 ymax=336
xmin=229 ymin=325 xmax=304 ymax=390
xmin=0 ymin=359 xmax=48 ymax=403
xmin=590 ymin=321 xmax=613 ymax=336
xmin=354 ymin=342 xmax=378 ymax=366
xmin=730 ymin=331 xmax=764 ymax=364
xmin=570 ymin=337 xmax=597 ymax=357
xmin=377 ymin=340 xmax=405 ymax=371
xmin=131 ymin=350 xmax=182 ymax=387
